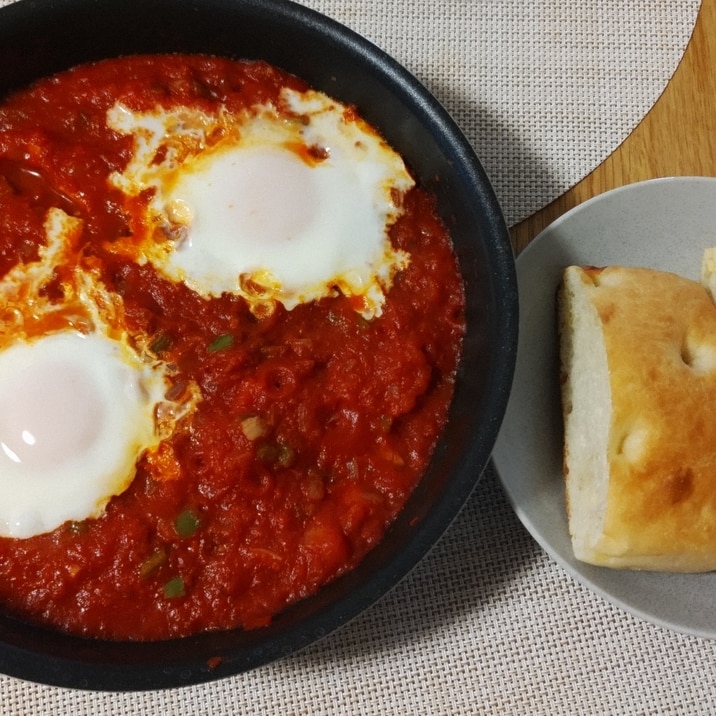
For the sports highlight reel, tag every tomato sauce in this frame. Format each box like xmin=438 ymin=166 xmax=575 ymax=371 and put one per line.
xmin=0 ymin=56 xmax=464 ymax=640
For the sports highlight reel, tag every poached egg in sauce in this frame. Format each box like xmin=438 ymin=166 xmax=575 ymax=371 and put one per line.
xmin=0 ymin=209 xmax=196 ymax=538
xmin=0 ymin=82 xmax=414 ymax=539
xmin=107 ymin=87 xmax=415 ymax=318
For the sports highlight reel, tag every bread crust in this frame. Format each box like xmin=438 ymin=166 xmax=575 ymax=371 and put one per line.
xmin=559 ymin=265 xmax=716 ymax=571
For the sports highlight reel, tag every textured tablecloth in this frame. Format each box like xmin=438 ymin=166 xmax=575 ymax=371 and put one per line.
xmin=0 ymin=0 xmax=708 ymax=714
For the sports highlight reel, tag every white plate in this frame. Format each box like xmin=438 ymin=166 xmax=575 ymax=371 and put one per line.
xmin=492 ymin=176 xmax=716 ymax=638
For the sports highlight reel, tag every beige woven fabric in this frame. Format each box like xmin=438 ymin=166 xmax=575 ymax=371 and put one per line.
xmin=0 ymin=0 xmax=708 ymax=714
xmin=299 ymin=0 xmax=700 ymax=226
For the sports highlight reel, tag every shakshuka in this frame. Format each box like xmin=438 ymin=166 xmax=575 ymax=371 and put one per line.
xmin=0 ymin=55 xmax=465 ymax=640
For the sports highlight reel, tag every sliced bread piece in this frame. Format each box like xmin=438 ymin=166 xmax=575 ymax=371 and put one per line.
xmin=559 ymin=264 xmax=716 ymax=571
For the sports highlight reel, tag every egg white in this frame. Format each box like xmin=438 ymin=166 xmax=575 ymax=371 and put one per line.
xmin=107 ymin=88 xmax=415 ymax=318
xmin=0 ymin=330 xmax=167 ymax=538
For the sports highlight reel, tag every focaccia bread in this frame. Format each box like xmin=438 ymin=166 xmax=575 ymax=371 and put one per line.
xmin=558 ymin=264 xmax=716 ymax=572
xmin=701 ymin=247 xmax=716 ymax=301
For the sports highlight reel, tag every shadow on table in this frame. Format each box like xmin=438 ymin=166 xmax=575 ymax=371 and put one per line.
xmin=427 ymin=75 xmax=569 ymax=229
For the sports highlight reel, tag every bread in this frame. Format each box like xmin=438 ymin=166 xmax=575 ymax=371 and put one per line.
xmin=701 ymin=247 xmax=716 ymax=301
xmin=558 ymin=264 xmax=716 ymax=572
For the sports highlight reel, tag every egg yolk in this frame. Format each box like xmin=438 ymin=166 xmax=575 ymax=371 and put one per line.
xmin=0 ymin=356 xmax=102 ymax=470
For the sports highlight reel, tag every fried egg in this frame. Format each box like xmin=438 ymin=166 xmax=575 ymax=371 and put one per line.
xmin=0 ymin=331 xmax=168 ymax=539
xmin=0 ymin=209 xmax=197 ymax=539
xmin=107 ymin=87 xmax=415 ymax=318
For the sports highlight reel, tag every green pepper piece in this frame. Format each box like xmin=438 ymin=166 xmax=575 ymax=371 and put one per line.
xmin=208 ymin=334 xmax=233 ymax=353
xmin=175 ymin=509 xmax=200 ymax=538
xmin=163 ymin=576 xmax=185 ymax=598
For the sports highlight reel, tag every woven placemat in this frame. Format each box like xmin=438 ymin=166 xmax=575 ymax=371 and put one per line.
xmin=0 ymin=0 xmax=707 ymax=714
xmin=299 ymin=0 xmax=701 ymax=226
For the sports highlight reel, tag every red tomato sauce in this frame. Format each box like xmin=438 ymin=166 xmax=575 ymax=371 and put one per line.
xmin=0 ymin=56 xmax=464 ymax=640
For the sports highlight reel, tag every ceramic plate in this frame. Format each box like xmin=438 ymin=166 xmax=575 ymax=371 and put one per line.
xmin=493 ymin=176 xmax=716 ymax=638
